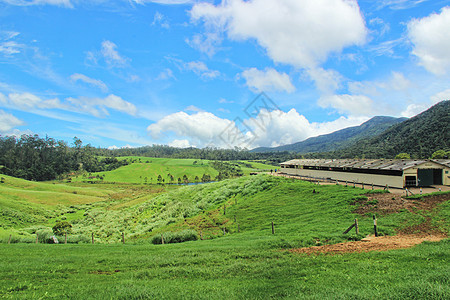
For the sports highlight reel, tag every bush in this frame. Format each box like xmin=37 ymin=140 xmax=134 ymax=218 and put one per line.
xmin=151 ymin=230 xmax=198 ymax=245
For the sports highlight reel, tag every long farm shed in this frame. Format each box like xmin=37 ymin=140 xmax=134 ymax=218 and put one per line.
xmin=280 ymin=159 xmax=450 ymax=189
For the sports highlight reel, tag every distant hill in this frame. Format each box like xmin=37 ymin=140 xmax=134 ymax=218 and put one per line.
xmin=251 ymin=116 xmax=406 ymax=153
xmin=336 ymin=100 xmax=450 ymax=158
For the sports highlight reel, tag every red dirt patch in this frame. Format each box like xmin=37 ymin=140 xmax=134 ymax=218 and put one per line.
xmin=289 ymin=234 xmax=446 ymax=255
xmin=353 ymin=193 xmax=449 ymax=215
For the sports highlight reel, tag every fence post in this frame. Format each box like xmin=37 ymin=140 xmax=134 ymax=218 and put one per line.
xmin=271 ymin=221 xmax=275 ymax=234
xmin=362 ymin=183 xmax=364 ymax=189
xmin=372 ymin=183 xmax=374 ymax=190
xmin=122 ymin=232 xmax=125 ymax=244
xmin=355 ymin=219 xmax=359 ymax=235
xmin=8 ymin=235 xmax=11 ymax=244
xmin=65 ymin=233 xmax=67 ymax=244
xmin=373 ymin=215 xmax=378 ymax=237
xmin=36 ymin=233 xmax=39 ymax=244
xmin=91 ymin=232 xmax=94 ymax=244
xmin=223 ymin=227 xmax=226 ymax=235
xmin=161 ymin=234 xmax=164 ymax=245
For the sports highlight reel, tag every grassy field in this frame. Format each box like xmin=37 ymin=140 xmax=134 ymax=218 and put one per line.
xmin=68 ymin=157 xmax=276 ymax=184
xmin=0 ymin=236 xmax=448 ymax=299
xmin=0 ymin=170 xmax=449 ymax=298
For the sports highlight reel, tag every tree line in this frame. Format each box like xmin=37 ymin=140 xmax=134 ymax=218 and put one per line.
xmin=0 ymin=135 xmax=128 ymax=181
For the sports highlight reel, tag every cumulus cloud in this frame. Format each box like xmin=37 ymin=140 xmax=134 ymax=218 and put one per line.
xmin=70 ymin=73 xmax=108 ymax=92
xmin=0 ymin=91 xmax=136 ymax=117
xmin=318 ymin=94 xmax=374 ymax=116
xmin=0 ymin=109 xmax=24 ymax=134
xmin=147 ymin=111 xmax=232 ymax=146
xmin=401 ymin=103 xmax=428 ymax=118
xmin=240 ymin=68 xmax=295 ymax=93
xmin=147 ymin=107 xmax=368 ymax=149
xmin=190 ymin=0 xmax=367 ymax=68
xmin=408 ymin=6 xmax=450 ymax=75
xmin=168 ymin=139 xmax=191 ymax=148
xmin=430 ymin=89 xmax=450 ymax=104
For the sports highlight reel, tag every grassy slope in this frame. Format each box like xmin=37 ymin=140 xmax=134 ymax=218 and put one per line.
xmin=0 ymin=174 xmax=448 ymax=298
xmin=71 ymin=157 xmax=219 ymax=184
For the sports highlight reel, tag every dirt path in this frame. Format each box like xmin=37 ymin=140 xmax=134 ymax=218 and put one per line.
xmin=289 ymin=234 xmax=447 ymax=255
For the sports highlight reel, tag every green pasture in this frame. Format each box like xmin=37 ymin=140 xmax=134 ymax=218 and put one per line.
xmin=71 ymin=157 xmax=219 ymax=184
xmin=0 ymin=237 xmax=448 ymax=299
xmin=0 ymin=173 xmax=449 ymax=298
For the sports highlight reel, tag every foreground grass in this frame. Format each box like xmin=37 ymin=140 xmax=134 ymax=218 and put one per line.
xmin=0 ymin=238 xmax=448 ymax=299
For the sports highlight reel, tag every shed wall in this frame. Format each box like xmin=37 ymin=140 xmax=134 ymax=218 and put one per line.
xmin=280 ymin=168 xmax=404 ymax=188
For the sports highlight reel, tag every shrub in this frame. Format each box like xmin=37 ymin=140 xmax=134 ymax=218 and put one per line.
xmin=151 ymin=230 xmax=198 ymax=245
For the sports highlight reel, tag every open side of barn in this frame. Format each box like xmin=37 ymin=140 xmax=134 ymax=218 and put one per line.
xmin=279 ymin=159 xmax=450 ymax=189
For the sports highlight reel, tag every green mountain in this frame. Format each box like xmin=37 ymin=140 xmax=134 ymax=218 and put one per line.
xmin=336 ymin=100 xmax=450 ymax=158
xmin=251 ymin=116 xmax=406 ymax=153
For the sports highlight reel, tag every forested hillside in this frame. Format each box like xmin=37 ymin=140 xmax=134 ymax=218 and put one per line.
xmin=335 ymin=100 xmax=450 ymax=158
xmin=252 ymin=116 xmax=406 ymax=153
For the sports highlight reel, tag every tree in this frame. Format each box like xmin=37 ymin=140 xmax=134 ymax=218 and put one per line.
xmin=431 ymin=149 xmax=450 ymax=159
xmin=395 ymin=153 xmax=411 ymax=159
xmin=52 ymin=221 xmax=72 ymax=236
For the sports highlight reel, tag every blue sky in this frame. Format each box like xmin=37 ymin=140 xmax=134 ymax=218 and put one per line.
xmin=0 ymin=0 xmax=449 ymax=149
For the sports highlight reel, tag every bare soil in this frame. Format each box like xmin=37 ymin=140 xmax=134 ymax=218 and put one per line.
xmin=289 ymin=234 xmax=446 ymax=255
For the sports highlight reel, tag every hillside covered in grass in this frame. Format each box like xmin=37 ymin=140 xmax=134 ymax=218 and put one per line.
xmin=0 ymin=174 xmax=449 ymax=299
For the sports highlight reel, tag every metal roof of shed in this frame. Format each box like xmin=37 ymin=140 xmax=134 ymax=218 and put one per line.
xmin=280 ymin=159 xmax=448 ymax=171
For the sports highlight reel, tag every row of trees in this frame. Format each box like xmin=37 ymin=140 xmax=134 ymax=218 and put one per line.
xmin=0 ymin=135 xmax=127 ymax=181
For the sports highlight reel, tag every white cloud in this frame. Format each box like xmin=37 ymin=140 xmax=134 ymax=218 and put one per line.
xmin=190 ymin=0 xmax=367 ymax=68
xmin=70 ymin=73 xmax=108 ymax=92
xmin=0 ymin=109 xmax=24 ymax=134
xmin=101 ymin=40 xmax=129 ymax=67
xmin=318 ymin=94 xmax=374 ymax=116
xmin=408 ymin=6 xmax=450 ymax=75
xmin=87 ymin=40 xmax=129 ymax=68
xmin=430 ymin=89 xmax=450 ymax=104
xmin=186 ymin=32 xmax=222 ymax=57
xmin=185 ymin=105 xmax=203 ymax=112
xmin=401 ymin=103 xmax=427 ymax=118
xmin=0 ymin=0 xmax=73 ymax=7
xmin=377 ymin=0 xmax=428 ymax=10
xmin=0 ymin=31 xmax=24 ymax=56
xmin=185 ymin=61 xmax=220 ymax=79
xmin=147 ymin=108 xmax=368 ymax=149
xmin=240 ymin=68 xmax=295 ymax=93
xmin=147 ymin=111 xmax=232 ymax=147
xmin=0 ymin=91 xmax=137 ymax=117
xmin=132 ymin=0 xmax=192 ymax=4
xmin=248 ymin=109 xmax=368 ymax=147
xmin=168 ymin=139 xmax=191 ymax=148
xmin=6 ymin=92 xmax=67 ymax=110
xmin=219 ymin=98 xmax=233 ymax=104
xmin=152 ymin=11 xmax=170 ymax=28
xmin=156 ymin=68 xmax=175 ymax=80
xmin=67 ymin=94 xmax=137 ymax=117
xmin=307 ymin=67 xmax=342 ymax=94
